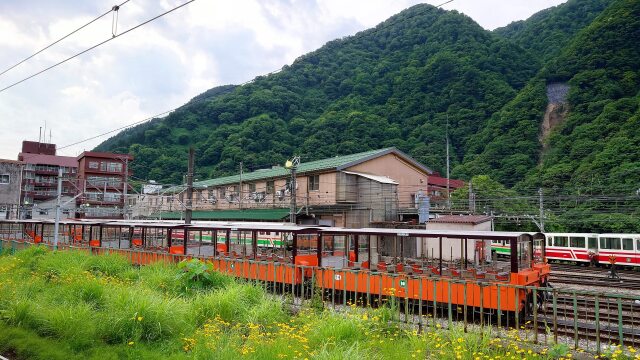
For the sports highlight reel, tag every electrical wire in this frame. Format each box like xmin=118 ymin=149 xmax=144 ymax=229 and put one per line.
xmin=0 ymin=0 xmax=131 ymax=78
xmin=0 ymin=0 xmax=196 ymax=94
xmin=57 ymin=108 xmax=174 ymax=151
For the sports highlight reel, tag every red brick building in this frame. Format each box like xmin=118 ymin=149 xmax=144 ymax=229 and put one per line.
xmin=76 ymin=152 xmax=133 ymax=219
xmin=18 ymin=141 xmax=77 ymax=218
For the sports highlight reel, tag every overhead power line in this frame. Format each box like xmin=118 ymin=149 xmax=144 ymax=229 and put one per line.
xmin=0 ymin=0 xmax=196 ymax=94
xmin=57 ymin=108 xmax=175 ymax=151
xmin=0 ymin=0 xmax=131 ymax=78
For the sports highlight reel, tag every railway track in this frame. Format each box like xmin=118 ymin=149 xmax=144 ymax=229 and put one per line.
xmin=551 ymin=263 xmax=639 ymax=276
xmin=550 ymin=272 xmax=640 ymax=290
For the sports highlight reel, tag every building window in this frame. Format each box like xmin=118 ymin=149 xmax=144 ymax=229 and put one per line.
xmin=107 ymin=162 xmax=123 ymax=172
xmin=218 ymin=187 xmax=225 ymax=198
xmin=266 ymin=181 xmax=275 ymax=194
xmin=248 ymin=183 xmax=256 ymax=192
xmin=308 ymin=175 xmax=319 ymax=191
xmin=0 ymin=174 xmax=10 ymax=184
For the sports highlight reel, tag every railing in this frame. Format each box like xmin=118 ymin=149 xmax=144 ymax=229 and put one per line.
xmin=1 ymin=238 xmax=639 ymax=356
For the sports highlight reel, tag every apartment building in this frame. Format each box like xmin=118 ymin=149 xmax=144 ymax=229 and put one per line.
xmin=76 ymin=152 xmax=133 ymax=219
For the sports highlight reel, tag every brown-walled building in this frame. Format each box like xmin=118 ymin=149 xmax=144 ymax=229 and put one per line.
xmin=18 ymin=141 xmax=77 ymax=219
xmin=148 ymin=148 xmax=464 ymax=227
xmin=76 ymin=152 xmax=133 ymax=219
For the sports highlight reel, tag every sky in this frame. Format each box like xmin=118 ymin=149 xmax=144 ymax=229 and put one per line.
xmin=0 ymin=0 xmax=567 ymax=160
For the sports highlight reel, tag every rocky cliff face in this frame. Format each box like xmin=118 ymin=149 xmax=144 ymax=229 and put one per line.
xmin=540 ymin=82 xmax=569 ymax=149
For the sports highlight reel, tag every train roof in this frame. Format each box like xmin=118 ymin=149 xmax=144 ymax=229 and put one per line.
xmin=319 ymin=227 xmax=544 ymax=240
xmin=101 ymin=221 xmax=188 ymax=228
xmin=185 ymin=222 xmax=323 ymax=233
xmin=599 ymin=233 xmax=640 ymax=238
xmin=0 ymin=219 xmax=543 ymax=240
xmin=544 ymin=233 xmax=599 ymax=237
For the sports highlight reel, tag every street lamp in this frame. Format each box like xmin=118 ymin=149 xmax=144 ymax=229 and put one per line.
xmin=284 ymin=156 xmax=300 ymax=224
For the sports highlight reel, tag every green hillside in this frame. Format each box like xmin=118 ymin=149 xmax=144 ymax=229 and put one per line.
xmin=459 ymin=0 xmax=640 ymax=231
xmin=96 ymin=3 xmax=540 ymax=183
xmin=494 ymin=0 xmax=612 ymax=62
xmin=96 ymin=0 xmax=640 ymax=231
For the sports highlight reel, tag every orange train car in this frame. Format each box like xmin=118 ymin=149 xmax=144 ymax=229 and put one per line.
xmin=0 ymin=219 xmax=550 ymax=317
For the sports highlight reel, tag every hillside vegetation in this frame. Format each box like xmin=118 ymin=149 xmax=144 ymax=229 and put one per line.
xmin=96 ymin=0 xmax=640 ymax=231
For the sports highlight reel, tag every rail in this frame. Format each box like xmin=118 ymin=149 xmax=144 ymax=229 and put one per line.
xmin=2 ymin=239 xmax=639 ymax=356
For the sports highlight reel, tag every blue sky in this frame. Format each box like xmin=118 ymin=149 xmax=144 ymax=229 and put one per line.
xmin=0 ymin=0 xmax=566 ymax=159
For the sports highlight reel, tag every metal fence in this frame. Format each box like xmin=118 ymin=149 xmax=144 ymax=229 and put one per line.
xmin=2 ymin=239 xmax=639 ymax=355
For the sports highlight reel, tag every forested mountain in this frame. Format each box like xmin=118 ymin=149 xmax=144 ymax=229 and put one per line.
xmin=494 ymin=0 xmax=612 ymax=62
xmin=96 ymin=0 xmax=640 ymax=231
xmin=97 ymin=3 xmax=541 ymax=183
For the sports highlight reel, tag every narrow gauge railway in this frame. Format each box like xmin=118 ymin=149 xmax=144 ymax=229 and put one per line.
xmin=0 ymin=218 xmax=550 ymax=319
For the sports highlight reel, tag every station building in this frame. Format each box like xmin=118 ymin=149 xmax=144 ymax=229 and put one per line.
xmin=151 ymin=148 xmax=464 ymax=227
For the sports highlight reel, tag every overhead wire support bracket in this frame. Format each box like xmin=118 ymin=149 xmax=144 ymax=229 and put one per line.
xmin=112 ymin=5 xmax=120 ymax=37
xmin=0 ymin=0 xmax=195 ymax=94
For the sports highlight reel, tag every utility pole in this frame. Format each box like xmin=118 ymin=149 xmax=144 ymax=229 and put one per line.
xmin=123 ymin=156 xmax=129 ymax=219
xmin=239 ymin=161 xmax=243 ymax=210
xmin=285 ymin=156 xmax=300 ymax=224
xmin=468 ymin=180 xmax=475 ymax=213
xmin=538 ymin=188 xmax=545 ymax=232
xmin=290 ymin=165 xmax=297 ymax=224
xmin=53 ymin=168 xmax=62 ymax=250
xmin=185 ymin=148 xmax=194 ymax=224
xmin=446 ymin=113 xmax=450 ymax=210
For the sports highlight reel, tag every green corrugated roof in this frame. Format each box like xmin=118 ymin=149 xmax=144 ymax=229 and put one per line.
xmin=154 ymin=208 xmax=292 ymax=221
xmin=164 ymin=147 xmax=398 ymax=194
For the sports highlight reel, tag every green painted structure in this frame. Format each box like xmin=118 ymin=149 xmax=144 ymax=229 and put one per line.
xmin=154 ymin=208 xmax=293 ymax=221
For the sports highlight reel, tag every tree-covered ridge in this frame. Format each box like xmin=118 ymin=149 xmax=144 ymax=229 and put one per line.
xmin=458 ymin=0 xmax=640 ymax=232
xmin=96 ymin=3 xmax=540 ymax=184
xmin=534 ymin=0 xmax=640 ymax=193
xmin=494 ymin=0 xmax=612 ymax=62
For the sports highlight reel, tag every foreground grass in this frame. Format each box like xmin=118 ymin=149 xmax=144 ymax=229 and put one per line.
xmin=0 ymin=246 xmax=636 ymax=359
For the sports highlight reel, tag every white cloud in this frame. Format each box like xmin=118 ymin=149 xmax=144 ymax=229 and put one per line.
xmin=0 ymin=0 xmax=567 ymax=160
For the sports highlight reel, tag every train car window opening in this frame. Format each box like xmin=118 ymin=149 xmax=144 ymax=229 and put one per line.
xmin=554 ymin=236 xmax=568 ymax=247
xmin=623 ymin=238 xmax=634 ymax=251
xmin=570 ymin=236 xmax=585 ymax=248
xmin=547 ymin=236 xmax=552 ymax=247
xmin=588 ymin=237 xmax=597 ymax=249
xmin=518 ymin=239 xmax=532 ymax=271
xmin=600 ymin=237 xmax=621 ymax=250
xmin=533 ymin=239 xmax=544 ymax=263
xmin=637 ymin=239 xmax=640 ymax=251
